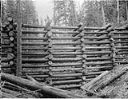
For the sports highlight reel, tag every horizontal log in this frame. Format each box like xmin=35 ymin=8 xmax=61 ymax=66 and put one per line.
xmin=114 ymin=36 xmax=128 ymax=39
xmin=86 ymin=57 xmax=111 ymax=61
xmin=51 ymin=62 xmax=82 ymax=67
xmin=52 ymin=42 xmax=81 ymax=45
xmin=52 ymin=31 xmax=78 ymax=34
xmin=51 ymin=68 xmax=82 ymax=72
xmin=84 ymin=46 xmax=111 ymax=50
xmin=52 ymin=46 xmax=81 ymax=50
xmin=51 ymin=50 xmax=79 ymax=52
xmin=115 ymin=61 xmax=128 ymax=64
xmin=117 ymin=52 xmax=128 ymax=54
xmin=22 ymin=58 xmax=48 ymax=62
xmin=52 ymin=77 xmax=81 ymax=81
xmin=51 ymin=37 xmax=80 ymax=40
xmin=52 ymin=52 xmax=82 ymax=55
xmin=22 ymin=51 xmax=48 ymax=55
xmin=22 ymin=37 xmax=47 ymax=40
xmin=115 ymin=41 xmax=128 ymax=43
xmin=117 ymin=49 xmax=128 ymax=53
xmin=1 ymin=63 xmax=11 ymax=68
xmin=111 ymin=31 xmax=128 ymax=34
xmin=84 ymin=31 xmax=108 ymax=34
xmin=22 ymin=42 xmax=48 ymax=45
xmin=52 ymin=79 xmax=82 ymax=85
xmin=55 ymin=84 xmax=81 ymax=89
xmin=52 ymin=57 xmax=82 ymax=62
xmin=84 ymin=36 xmax=108 ymax=39
xmin=83 ymin=41 xmax=110 ymax=44
xmin=22 ymin=64 xmax=49 ymax=68
xmin=85 ymin=61 xmax=112 ymax=65
xmin=22 ymin=75 xmax=49 ymax=78
xmin=51 ymin=73 xmax=82 ymax=77
xmin=86 ymin=66 xmax=112 ymax=69
xmin=85 ymin=71 xmax=103 ymax=76
xmin=22 ymin=30 xmax=47 ymax=34
xmin=116 ymin=46 xmax=128 ymax=49
xmin=22 ymin=46 xmax=48 ymax=50
xmin=22 ymin=69 xmax=49 ymax=73
xmin=1 ymin=73 xmax=82 ymax=98
xmin=22 ymin=24 xmax=107 ymax=30
xmin=84 ymin=51 xmax=111 ymax=54
xmin=1 ymin=43 xmax=15 ymax=47
xmin=1 ymin=45 xmax=13 ymax=48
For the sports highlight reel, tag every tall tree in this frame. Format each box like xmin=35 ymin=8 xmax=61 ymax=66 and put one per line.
xmin=53 ymin=0 xmax=76 ymax=26
xmin=1 ymin=0 xmax=38 ymax=24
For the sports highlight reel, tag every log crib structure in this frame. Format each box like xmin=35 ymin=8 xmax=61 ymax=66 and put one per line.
xmin=1 ymin=19 xmax=128 ymax=91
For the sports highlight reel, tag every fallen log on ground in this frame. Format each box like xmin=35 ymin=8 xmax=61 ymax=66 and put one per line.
xmin=82 ymin=66 xmax=128 ymax=93
xmin=97 ymin=67 xmax=128 ymax=90
xmin=1 ymin=92 xmax=17 ymax=98
xmin=81 ymin=71 xmax=109 ymax=90
xmin=1 ymin=73 xmax=83 ymax=98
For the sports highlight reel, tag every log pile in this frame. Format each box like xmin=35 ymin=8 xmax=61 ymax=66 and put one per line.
xmin=1 ymin=18 xmax=17 ymax=74
xmin=81 ymin=65 xmax=128 ymax=98
xmin=1 ymin=73 xmax=83 ymax=98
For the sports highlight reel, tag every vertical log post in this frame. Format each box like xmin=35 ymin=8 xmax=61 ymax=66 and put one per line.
xmin=47 ymin=26 xmax=53 ymax=85
xmin=16 ymin=0 xmax=22 ymax=76
xmin=107 ymin=27 xmax=117 ymax=68
xmin=79 ymin=25 xmax=86 ymax=86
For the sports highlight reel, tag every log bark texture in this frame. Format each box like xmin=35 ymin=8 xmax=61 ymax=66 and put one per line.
xmin=1 ymin=73 xmax=83 ymax=98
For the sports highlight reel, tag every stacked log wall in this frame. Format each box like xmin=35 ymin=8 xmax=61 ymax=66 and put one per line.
xmin=1 ymin=22 xmax=128 ymax=89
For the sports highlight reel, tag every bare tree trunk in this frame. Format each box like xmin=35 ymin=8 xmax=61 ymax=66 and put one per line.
xmin=126 ymin=0 xmax=128 ymax=21
xmin=117 ymin=0 xmax=120 ymax=24
xmin=101 ymin=1 xmax=106 ymax=26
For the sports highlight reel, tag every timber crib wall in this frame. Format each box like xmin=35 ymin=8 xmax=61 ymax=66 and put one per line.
xmin=1 ymin=19 xmax=128 ymax=89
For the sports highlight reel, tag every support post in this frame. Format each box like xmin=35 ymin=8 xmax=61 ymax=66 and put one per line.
xmin=107 ymin=27 xmax=117 ymax=67
xmin=16 ymin=0 xmax=22 ymax=76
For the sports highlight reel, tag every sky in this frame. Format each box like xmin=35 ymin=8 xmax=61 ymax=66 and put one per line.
xmin=33 ymin=0 xmax=84 ymax=23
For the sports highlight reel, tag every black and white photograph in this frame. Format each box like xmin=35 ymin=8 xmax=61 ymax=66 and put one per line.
xmin=0 ymin=0 xmax=128 ymax=98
